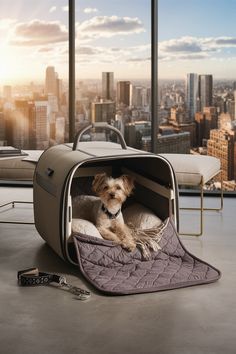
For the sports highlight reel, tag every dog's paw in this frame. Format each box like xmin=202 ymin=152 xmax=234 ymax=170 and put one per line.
xmin=122 ymin=241 xmax=136 ymax=252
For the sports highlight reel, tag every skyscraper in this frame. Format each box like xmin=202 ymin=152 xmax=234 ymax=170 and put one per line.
xmin=186 ymin=73 xmax=199 ymax=122
xmin=117 ymin=81 xmax=131 ymax=106
xmin=199 ymin=75 xmax=213 ymax=111
xmin=55 ymin=117 xmax=65 ymax=144
xmin=102 ymin=72 xmax=114 ymax=100
xmin=170 ymin=106 xmax=186 ymax=124
xmin=207 ymin=128 xmax=236 ymax=181
xmin=12 ymin=100 xmax=35 ymax=149
xmin=35 ymin=101 xmax=49 ymax=149
xmin=195 ymin=107 xmax=218 ymax=146
xmin=91 ymin=101 xmax=115 ymax=124
xmin=130 ymin=85 xmax=146 ymax=108
xmin=45 ymin=66 xmax=58 ymax=96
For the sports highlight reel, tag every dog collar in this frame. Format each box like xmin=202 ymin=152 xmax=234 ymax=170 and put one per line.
xmin=101 ymin=204 xmax=121 ymax=219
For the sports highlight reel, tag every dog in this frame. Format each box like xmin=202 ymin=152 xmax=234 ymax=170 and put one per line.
xmin=92 ymin=173 xmax=136 ymax=251
xmin=72 ymin=173 xmax=136 ymax=251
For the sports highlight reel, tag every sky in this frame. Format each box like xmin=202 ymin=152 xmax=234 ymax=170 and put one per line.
xmin=159 ymin=0 xmax=236 ymax=79
xmin=1 ymin=0 xmax=236 ymax=84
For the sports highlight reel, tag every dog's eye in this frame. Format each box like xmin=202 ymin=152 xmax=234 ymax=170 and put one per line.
xmin=103 ymin=185 xmax=108 ymax=191
xmin=116 ymin=185 xmax=121 ymax=190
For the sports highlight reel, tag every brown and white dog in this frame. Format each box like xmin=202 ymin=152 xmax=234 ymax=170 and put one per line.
xmin=72 ymin=173 xmax=135 ymax=251
xmin=91 ymin=173 xmax=136 ymax=251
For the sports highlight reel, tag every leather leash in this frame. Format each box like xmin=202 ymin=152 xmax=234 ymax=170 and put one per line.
xmin=17 ymin=267 xmax=90 ymax=301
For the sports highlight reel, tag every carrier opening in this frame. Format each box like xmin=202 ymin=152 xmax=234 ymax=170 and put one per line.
xmin=66 ymin=156 xmax=176 ymax=263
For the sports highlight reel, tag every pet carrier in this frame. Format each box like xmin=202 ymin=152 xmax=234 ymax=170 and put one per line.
xmin=33 ymin=123 xmax=220 ymax=295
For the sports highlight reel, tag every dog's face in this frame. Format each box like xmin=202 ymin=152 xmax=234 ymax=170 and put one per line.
xmin=92 ymin=173 xmax=134 ymax=208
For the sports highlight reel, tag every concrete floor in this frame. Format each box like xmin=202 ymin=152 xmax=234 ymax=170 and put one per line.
xmin=0 ymin=186 xmax=236 ymax=354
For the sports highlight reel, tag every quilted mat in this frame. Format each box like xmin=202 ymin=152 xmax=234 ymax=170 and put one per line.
xmin=73 ymin=218 xmax=221 ymax=295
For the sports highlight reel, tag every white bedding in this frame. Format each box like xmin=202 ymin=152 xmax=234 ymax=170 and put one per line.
xmin=72 ymin=202 xmax=162 ymax=239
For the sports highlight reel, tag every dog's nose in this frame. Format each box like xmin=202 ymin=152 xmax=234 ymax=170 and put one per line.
xmin=110 ymin=192 xmax=115 ymax=198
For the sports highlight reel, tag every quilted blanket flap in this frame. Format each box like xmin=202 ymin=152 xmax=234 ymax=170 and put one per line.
xmin=73 ymin=219 xmax=221 ymax=295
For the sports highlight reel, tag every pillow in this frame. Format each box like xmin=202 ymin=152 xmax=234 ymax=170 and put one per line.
xmin=72 ymin=218 xmax=103 ymax=239
xmin=123 ymin=203 xmax=162 ymax=230
xmin=0 ymin=158 xmax=35 ymax=181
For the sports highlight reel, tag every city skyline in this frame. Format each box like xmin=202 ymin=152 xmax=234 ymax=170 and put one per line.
xmin=1 ymin=64 xmax=236 ymax=189
xmin=1 ymin=1 xmax=236 ymax=84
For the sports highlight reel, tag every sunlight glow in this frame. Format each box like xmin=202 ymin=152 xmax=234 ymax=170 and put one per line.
xmin=0 ymin=46 xmax=13 ymax=82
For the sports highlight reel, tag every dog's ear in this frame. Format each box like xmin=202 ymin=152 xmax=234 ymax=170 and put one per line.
xmin=121 ymin=175 xmax=135 ymax=196
xmin=92 ymin=173 xmax=107 ymax=194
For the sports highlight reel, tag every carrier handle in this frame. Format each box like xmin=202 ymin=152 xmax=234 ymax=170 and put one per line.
xmin=72 ymin=122 xmax=127 ymax=151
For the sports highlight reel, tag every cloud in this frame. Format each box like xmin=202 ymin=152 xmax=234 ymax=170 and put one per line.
xmin=84 ymin=8 xmax=98 ymax=14
xmin=175 ymin=53 xmax=209 ymax=60
xmin=49 ymin=6 xmax=57 ymax=13
xmin=77 ymin=16 xmax=145 ymax=40
xmin=159 ymin=36 xmax=236 ymax=61
xmin=76 ymin=46 xmax=102 ymax=55
xmin=10 ymin=20 xmax=68 ymax=46
xmin=160 ymin=38 xmax=203 ymax=53
xmin=70 ymin=43 xmax=151 ymax=68
xmin=158 ymin=36 xmax=229 ymax=61
xmin=62 ymin=6 xmax=69 ymax=12
xmin=159 ymin=36 xmax=215 ymax=54
xmin=76 ymin=43 xmax=149 ymax=55
xmin=214 ymin=37 xmax=236 ymax=46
